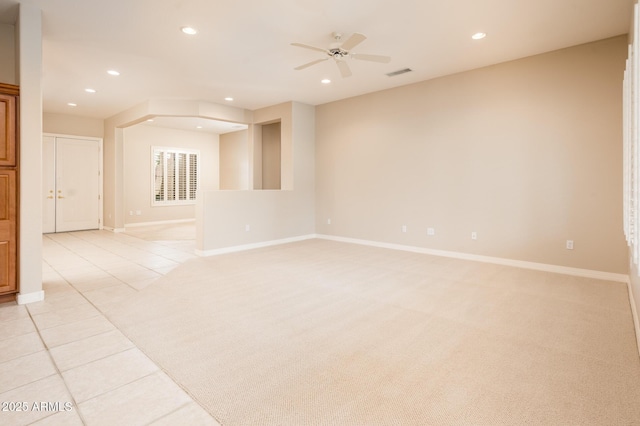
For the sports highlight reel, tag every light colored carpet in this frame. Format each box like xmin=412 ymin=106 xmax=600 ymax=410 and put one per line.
xmin=105 ymin=239 xmax=640 ymax=425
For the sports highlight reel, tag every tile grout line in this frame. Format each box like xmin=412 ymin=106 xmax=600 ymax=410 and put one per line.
xmin=41 ymin=230 xmax=218 ymax=424
xmin=48 ymin=232 xmax=182 ymax=293
xmin=24 ymin=304 xmax=88 ymax=426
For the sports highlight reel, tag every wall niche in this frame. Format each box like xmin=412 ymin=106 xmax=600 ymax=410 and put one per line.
xmin=252 ymin=120 xmax=281 ymax=190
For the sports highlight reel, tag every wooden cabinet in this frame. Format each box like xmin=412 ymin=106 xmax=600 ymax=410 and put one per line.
xmin=0 ymin=169 xmax=16 ymax=296
xmin=0 ymin=83 xmax=18 ymax=302
xmin=0 ymin=83 xmax=17 ymax=167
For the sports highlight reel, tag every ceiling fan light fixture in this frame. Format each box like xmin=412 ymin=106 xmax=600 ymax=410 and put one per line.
xmin=472 ymin=32 xmax=487 ymax=40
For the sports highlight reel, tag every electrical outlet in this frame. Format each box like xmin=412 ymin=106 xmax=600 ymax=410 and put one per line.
xmin=471 ymin=231 xmax=477 ymax=240
xmin=327 ymin=218 xmax=331 ymax=225
xmin=402 ymin=225 xmax=407 ymax=233
xmin=245 ymin=224 xmax=251 ymax=231
xmin=566 ymin=240 xmax=574 ymax=250
xmin=427 ymin=227 xmax=435 ymax=236
xmin=135 ymin=210 xmax=141 ymax=216
xmin=129 ymin=210 xmax=133 ymax=216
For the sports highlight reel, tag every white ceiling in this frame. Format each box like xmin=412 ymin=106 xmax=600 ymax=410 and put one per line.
xmin=0 ymin=0 xmax=634 ymax=120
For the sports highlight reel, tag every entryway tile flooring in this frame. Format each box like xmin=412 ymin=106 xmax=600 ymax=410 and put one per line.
xmin=0 ymin=226 xmax=220 ymax=425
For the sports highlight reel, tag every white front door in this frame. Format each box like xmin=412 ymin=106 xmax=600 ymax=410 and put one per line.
xmin=42 ymin=136 xmax=101 ymax=233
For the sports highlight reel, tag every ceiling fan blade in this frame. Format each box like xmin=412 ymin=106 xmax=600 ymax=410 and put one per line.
xmin=351 ymin=53 xmax=391 ymax=63
xmin=336 ymin=60 xmax=352 ymax=78
xmin=341 ymin=33 xmax=366 ymax=51
xmin=291 ymin=43 xmax=328 ymax=54
xmin=294 ymin=58 xmax=328 ymax=70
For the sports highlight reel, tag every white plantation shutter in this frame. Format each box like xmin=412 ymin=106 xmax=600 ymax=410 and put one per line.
xmin=623 ymin=3 xmax=640 ymax=273
xmin=189 ymin=153 xmax=198 ymax=200
xmin=167 ymin=152 xmax=176 ymax=201
xmin=152 ymin=147 xmax=199 ymax=205
xmin=178 ymin=152 xmax=187 ymax=200
xmin=154 ymin=150 xmax=165 ymax=202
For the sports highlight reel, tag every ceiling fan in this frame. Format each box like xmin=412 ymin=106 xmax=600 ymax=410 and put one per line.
xmin=291 ymin=32 xmax=391 ymax=78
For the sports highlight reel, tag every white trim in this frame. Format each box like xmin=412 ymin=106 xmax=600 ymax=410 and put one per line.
xmin=316 ymin=234 xmax=630 ymax=283
xmin=17 ymin=290 xmax=45 ymax=305
xmin=195 ymin=234 xmax=316 ymax=257
xmin=125 ymin=218 xmax=195 ymax=228
xmin=628 ymin=279 xmax=640 ymax=357
xmin=43 ymin=132 xmax=102 ymax=141
xmin=103 ymin=226 xmax=126 ymax=233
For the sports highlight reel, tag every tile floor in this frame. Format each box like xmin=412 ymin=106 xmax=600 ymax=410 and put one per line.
xmin=0 ymin=227 xmax=220 ymax=425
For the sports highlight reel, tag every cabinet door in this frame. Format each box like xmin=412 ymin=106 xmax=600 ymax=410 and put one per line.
xmin=0 ymin=169 xmax=16 ymax=294
xmin=0 ymin=93 xmax=16 ymax=167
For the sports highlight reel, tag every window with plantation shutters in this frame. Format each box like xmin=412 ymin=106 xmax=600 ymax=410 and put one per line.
xmin=152 ymin=147 xmax=199 ymax=205
xmin=624 ymin=3 xmax=640 ymax=272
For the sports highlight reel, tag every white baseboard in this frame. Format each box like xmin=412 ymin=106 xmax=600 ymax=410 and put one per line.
xmin=190 ymin=232 xmax=639 ymax=354
xmin=195 ymin=234 xmax=316 ymax=257
xmin=316 ymin=234 xmax=630 ymax=283
xmin=103 ymin=226 xmax=125 ymax=233
xmin=17 ymin=290 xmax=45 ymax=305
xmin=125 ymin=219 xmax=195 ymax=228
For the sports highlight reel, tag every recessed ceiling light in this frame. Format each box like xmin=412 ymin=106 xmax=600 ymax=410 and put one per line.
xmin=196 ymin=126 xmax=203 ymax=129
xmin=181 ymin=26 xmax=198 ymax=35
xmin=321 ymin=79 xmax=331 ymax=84
xmin=472 ymin=32 xmax=487 ymax=40
xmin=107 ymin=70 xmax=120 ymax=76
xmin=67 ymin=103 xmax=77 ymax=107
xmin=85 ymin=88 xmax=96 ymax=93
xmin=224 ymin=97 xmax=234 ymax=101
xmin=147 ymin=119 xmax=154 ymax=122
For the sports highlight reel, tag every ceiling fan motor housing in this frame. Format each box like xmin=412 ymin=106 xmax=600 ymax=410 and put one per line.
xmin=329 ymin=48 xmax=349 ymax=58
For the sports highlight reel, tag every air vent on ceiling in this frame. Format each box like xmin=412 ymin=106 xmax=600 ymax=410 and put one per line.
xmin=386 ymin=68 xmax=413 ymax=77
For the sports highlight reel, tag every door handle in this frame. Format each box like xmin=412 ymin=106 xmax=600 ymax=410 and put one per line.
xmin=47 ymin=190 xmax=54 ymax=199
xmin=57 ymin=195 xmax=65 ymax=199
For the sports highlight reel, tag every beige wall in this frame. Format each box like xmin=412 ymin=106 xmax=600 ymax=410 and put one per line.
xmin=103 ymin=99 xmax=252 ymax=230
xmin=123 ymin=124 xmax=219 ymax=225
xmin=197 ymin=102 xmax=315 ymax=253
xmin=17 ymin=3 xmax=43 ymax=302
xmin=262 ymin=122 xmax=281 ymax=190
xmin=0 ymin=23 xmax=16 ymax=84
xmin=316 ymin=36 xmax=628 ymax=274
xmin=43 ymin=113 xmax=104 ymax=139
xmin=219 ymin=129 xmax=249 ymax=190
